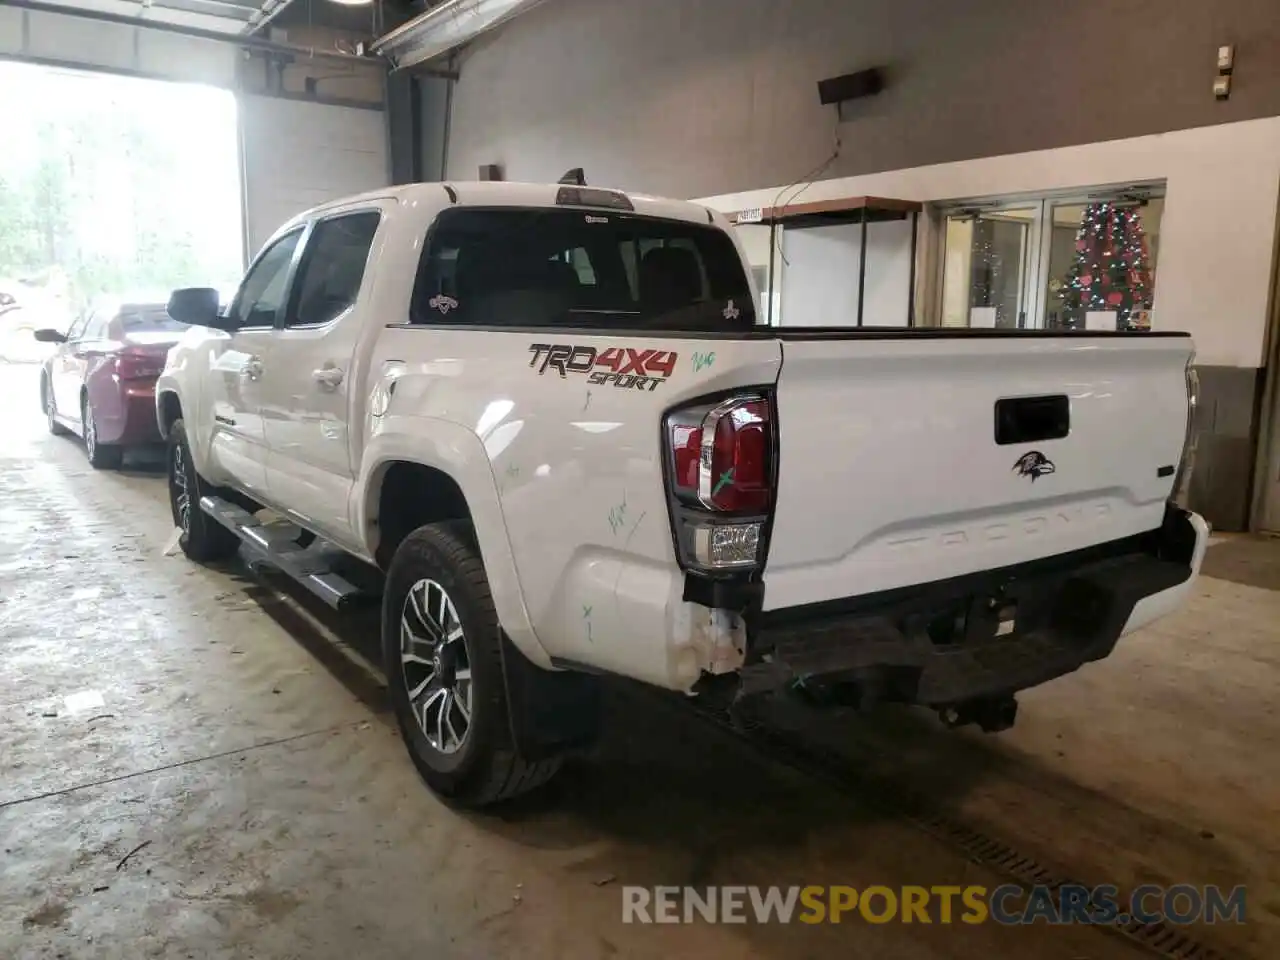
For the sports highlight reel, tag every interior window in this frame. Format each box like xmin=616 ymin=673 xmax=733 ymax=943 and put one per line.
xmin=288 ymin=212 xmax=381 ymax=327
xmin=619 ymin=240 xmax=639 ymax=294
xmin=552 ymin=247 xmax=597 ymax=286
xmin=229 ymin=229 xmax=303 ymax=329
xmin=411 ymin=208 xmax=752 ymax=330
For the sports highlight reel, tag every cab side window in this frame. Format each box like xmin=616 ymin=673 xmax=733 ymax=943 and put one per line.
xmin=229 ymin=228 xmax=303 ymax=329
xmin=287 ymin=212 xmax=381 ymax=328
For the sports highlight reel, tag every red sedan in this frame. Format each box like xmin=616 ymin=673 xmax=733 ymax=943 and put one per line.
xmin=35 ymin=299 xmax=185 ymax=469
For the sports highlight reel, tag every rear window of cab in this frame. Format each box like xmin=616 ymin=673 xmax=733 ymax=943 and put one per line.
xmin=410 ymin=207 xmax=756 ymax=331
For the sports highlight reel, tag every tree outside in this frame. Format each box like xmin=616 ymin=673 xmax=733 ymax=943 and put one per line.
xmin=0 ymin=62 xmax=243 ymax=346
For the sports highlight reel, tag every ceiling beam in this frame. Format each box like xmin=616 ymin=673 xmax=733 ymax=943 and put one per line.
xmin=245 ymin=0 xmax=300 ymax=36
xmin=373 ymin=0 xmax=551 ymax=70
xmin=3 ymin=0 xmax=381 ymax=64
xmin=158 ymin=0 xmax=257 ymax=21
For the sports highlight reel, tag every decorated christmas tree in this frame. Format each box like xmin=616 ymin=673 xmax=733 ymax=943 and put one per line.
xmin=1059 ymin=202 xmax=1153 ymax=330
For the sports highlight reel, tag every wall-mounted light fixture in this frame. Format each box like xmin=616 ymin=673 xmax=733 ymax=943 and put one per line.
xmin=817 ymin=67 xmax=885 ymax=107
xmin=1214 ymin=44 xmax=1234 ymax=101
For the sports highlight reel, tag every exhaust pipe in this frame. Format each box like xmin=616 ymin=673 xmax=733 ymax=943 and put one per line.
xmin=938 ymin=696 xmax=1018 ymax=734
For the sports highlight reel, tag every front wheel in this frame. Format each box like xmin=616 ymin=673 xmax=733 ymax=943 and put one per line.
xmin=167 ymin=418 xmax=240 ymax=563
xmin=382 ymin=523 xmax=562 ymax=806
xmin=42 ymin=376 xmax=68 ymax=436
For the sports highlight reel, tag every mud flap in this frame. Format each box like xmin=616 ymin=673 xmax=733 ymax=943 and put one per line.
xmin=497 ymin=631 xmax=601 ymax=762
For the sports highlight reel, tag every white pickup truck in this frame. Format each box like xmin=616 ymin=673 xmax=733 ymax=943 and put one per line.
xmin=158 ymin=180 xmax=1208 ymax=806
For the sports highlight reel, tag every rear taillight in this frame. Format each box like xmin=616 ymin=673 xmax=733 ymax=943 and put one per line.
xmin=664 ymin=394 xmax=774 ymax=574
xmin=115 ymin=349 xmax=165 ymax=381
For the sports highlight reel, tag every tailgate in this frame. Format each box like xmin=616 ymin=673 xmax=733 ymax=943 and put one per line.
xmin=763 ymin=333 xmax=1193 ymax=611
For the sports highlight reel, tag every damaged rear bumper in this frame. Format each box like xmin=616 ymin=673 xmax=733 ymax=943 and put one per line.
xmin=740 ymin=504 xmax=1208 ymax=708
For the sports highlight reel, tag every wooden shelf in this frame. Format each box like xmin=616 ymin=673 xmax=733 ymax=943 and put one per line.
xmin=729 ymin=195 xmax=923 ymax=229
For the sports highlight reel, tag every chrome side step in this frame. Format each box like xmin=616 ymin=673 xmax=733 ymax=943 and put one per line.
xmin=199 ymin=495 xmax=367 ymax=610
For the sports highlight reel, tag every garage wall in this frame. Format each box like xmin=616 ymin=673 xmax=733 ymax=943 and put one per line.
xmin=240 ymin=95 xmax=390 ymax=257
xmin=0 ymin=6 xmax=236 ymax=86
xmin=704 ymin=117 xmax=1280 ymax=368
xmin=444 ymin=0 xmax=1280 ymax=199
xmin=237 ymin=26 xmax=386 ymax=109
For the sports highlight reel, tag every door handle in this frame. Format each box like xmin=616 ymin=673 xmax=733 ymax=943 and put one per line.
xmin=312 ymin=366 xmax=344 ymax=391
xmin=242 ymin=356 xmax=263 ymax=380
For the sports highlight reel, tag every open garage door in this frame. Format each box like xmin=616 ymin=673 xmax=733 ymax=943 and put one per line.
xmin=240 ymin=96 xmax=390 ymax=259
xmin=0 ymin=59 xmax=242 ymax=362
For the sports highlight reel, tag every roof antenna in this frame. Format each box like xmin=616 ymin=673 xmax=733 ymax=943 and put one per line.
xmin=558 ymin=168 xmax=586 ymax=186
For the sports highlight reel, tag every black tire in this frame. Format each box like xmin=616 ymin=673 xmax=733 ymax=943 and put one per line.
xmin=382 ymin=523 xmax=562 ymax=806
xmin=167 ymin=418 xmax=240 ymax=563
xmin=41 ymin=375 xmax=69 ymax=436
xmin=82 ymin=394 xmax=123 ymax=469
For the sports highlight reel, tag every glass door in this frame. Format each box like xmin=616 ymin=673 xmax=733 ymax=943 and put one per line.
xmin=940 ymin=206 xmax=1040 ymax=328
xmin=939 ymin=189 xmax=1164 ymax=330
xmin=1040 ymin=198 xmax=1163 ymax=331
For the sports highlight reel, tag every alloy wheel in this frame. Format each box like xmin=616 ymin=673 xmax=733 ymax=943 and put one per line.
xmin=171 ymin=442 xmax=191 ymax=534
xmin=83 ymin=403 xmax=96 ymax=459
xmin=400 ymin=578 xmax=473 ymax=755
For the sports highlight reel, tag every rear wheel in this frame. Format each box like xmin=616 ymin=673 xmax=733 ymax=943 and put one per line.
xmin=167 ymin=418 xmax=239 ymax=563
xmin=382 ymin=523 xmax=562 ymax=806
xmin=41 ymin=376 xmax=68 ymax=436
xmin=82 ymin=395 xmax=123 ymax=470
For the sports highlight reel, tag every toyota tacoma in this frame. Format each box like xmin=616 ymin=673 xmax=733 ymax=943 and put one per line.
xmin=156 ymin=180 xmax=1208 ymax=806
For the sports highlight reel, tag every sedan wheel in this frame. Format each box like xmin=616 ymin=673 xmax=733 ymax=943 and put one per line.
xmin=84 ymin=402 xmax=96 ymax=457
xmin=43 ymin=378 xmax=68 ymax=436
xmin=82 ymin=397 xmax=123 ymax=469
xmin=400 ymin=578 xmax=473 ymax=755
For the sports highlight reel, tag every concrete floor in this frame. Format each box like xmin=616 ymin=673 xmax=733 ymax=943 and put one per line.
xmin=1 ymin=363 xmax=1278 ymax=960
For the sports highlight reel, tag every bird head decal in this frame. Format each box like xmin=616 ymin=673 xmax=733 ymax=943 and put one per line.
xmin=1013 ymin=451 xmax=1056 ymax=481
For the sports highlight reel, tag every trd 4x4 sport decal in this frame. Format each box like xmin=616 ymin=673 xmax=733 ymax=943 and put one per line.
xmin=528 ymin=344 xmax=678 ymax=391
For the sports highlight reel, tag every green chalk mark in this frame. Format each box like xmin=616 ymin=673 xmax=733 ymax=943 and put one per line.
xmin=712 ymin=467 xmax=735 ymax=497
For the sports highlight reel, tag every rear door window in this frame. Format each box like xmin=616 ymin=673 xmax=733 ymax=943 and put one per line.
xmin=411 ymin=208 xmax=754 ymax=330
xmin=287 ymin=211 xmax=381 ymax=328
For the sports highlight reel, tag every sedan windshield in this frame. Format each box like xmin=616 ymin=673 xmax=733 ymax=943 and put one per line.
xmin=120 ymin=307 xmax=187 ymax=335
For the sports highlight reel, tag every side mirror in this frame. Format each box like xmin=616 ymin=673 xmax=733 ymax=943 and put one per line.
xmin=33 ymin=328 xmax=67 ymax=343
xmin=167 ymin=287 xmax=233 ymax=330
